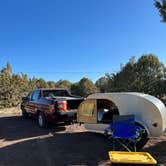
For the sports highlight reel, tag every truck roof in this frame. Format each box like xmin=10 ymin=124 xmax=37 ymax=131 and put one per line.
xmin=38 ymin=88 xmax=68 ymax=91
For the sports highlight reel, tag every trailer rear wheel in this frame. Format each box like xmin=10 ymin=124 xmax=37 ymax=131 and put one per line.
xmin=105 ymin=122 xmax=149 ymax=151
xmin=135 ymin=122 xmax=149 ymax=150
xmin=119 ymin=122 xmax=149 ymax=151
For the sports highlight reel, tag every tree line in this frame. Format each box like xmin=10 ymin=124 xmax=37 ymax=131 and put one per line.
xmin=0 ymin=54 xmax=166 ymax=109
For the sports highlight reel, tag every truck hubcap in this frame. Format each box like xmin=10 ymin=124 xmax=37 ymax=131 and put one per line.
xmin=38 ymin=115 xmax=43 ymax=126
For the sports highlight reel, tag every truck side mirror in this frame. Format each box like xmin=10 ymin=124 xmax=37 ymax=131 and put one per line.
xmin=22 ymin=97 xmax=29 ymax=101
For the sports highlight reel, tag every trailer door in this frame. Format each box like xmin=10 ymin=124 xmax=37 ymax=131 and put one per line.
xmin=77 ymin=99 xmax=97 ymax=123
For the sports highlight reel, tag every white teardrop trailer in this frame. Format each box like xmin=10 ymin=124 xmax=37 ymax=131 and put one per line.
xmin=77 ymin=92 xmax=166 ymax=149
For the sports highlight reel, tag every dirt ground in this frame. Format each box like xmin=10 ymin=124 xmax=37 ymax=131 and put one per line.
xmin=0 ymin=113 xmax=166 ymax=166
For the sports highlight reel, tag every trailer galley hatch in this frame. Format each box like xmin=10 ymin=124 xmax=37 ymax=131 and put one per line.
xmin=77 ymin=99 xmax=119 ymax=124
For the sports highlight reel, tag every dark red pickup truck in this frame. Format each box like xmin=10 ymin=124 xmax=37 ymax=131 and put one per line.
xmin=21 ymin=88 xmax=84 ymax=127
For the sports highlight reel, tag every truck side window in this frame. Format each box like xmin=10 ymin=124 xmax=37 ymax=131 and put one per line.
xmin=27 ymin=92 xmax=32 ymax=100
xmin=31 ymin=90 xmax=41 ymax=101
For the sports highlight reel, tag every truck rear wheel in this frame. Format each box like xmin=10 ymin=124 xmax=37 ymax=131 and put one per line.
xmin=38 ymin=112 xmax=48 ymax=128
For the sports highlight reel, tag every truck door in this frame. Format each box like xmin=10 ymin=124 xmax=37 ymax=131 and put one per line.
xmin=27 ymin=90 xmax=40 ymax=114
xmin=77 ymin=99 xmax=97 ymax=123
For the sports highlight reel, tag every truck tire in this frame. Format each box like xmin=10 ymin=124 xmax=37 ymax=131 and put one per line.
xmin=38 ymin=112 xmax=48 ymax=128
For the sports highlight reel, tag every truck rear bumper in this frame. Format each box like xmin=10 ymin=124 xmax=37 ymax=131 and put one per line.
xmin=58 ymin=109 xmax=77 ymax=117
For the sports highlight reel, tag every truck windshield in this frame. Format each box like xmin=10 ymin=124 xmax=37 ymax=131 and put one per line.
xmin=43 ymin=90 xmax=70 ymax=98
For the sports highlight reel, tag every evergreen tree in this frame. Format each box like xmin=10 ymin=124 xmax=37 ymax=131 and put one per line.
xmin=155 ymin=0 xmax=166 ymax=22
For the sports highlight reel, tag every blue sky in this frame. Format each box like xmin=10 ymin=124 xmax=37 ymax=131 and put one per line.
xmin=0 ymin=0 xmax=166 ymax=82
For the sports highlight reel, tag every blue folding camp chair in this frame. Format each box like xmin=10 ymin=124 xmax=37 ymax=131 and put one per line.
xmin=109 ymin=115 xmax=143 ymax=152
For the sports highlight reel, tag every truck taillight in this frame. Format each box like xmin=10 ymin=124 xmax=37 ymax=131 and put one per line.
xmin=57 ymin=100 xmax=67 ymax=112
xmin=50 ymin=105 xmax=55 ymax=113
xmin=51 ymin=109 xmax=55 ymax=113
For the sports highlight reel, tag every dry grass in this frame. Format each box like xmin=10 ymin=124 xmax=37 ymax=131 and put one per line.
xmin=0 ymin=107 xmax=21 ymax=116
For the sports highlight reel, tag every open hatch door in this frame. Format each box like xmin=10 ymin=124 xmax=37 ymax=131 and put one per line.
xmin=77 ymin=99 xmax=97 ymax=123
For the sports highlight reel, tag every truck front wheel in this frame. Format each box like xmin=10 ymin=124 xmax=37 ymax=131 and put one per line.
xmin=22 ymin=108 xmax=29 ymax=119
xmin=38 ymin=112 xmax=48 ymax=128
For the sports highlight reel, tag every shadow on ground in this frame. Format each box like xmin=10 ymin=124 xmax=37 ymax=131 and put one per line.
xmin=0 ymin=116 xmax=111 ymax=166
xmin=143 ymin=141 xmax=166 ymax=165
xmin=0 ymin=132 xmax=112 ymax=166
xmin=0 ymin=116 xmax=65 ymax=140
xmin=0 ymin=116 xmax=166 ymax=166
